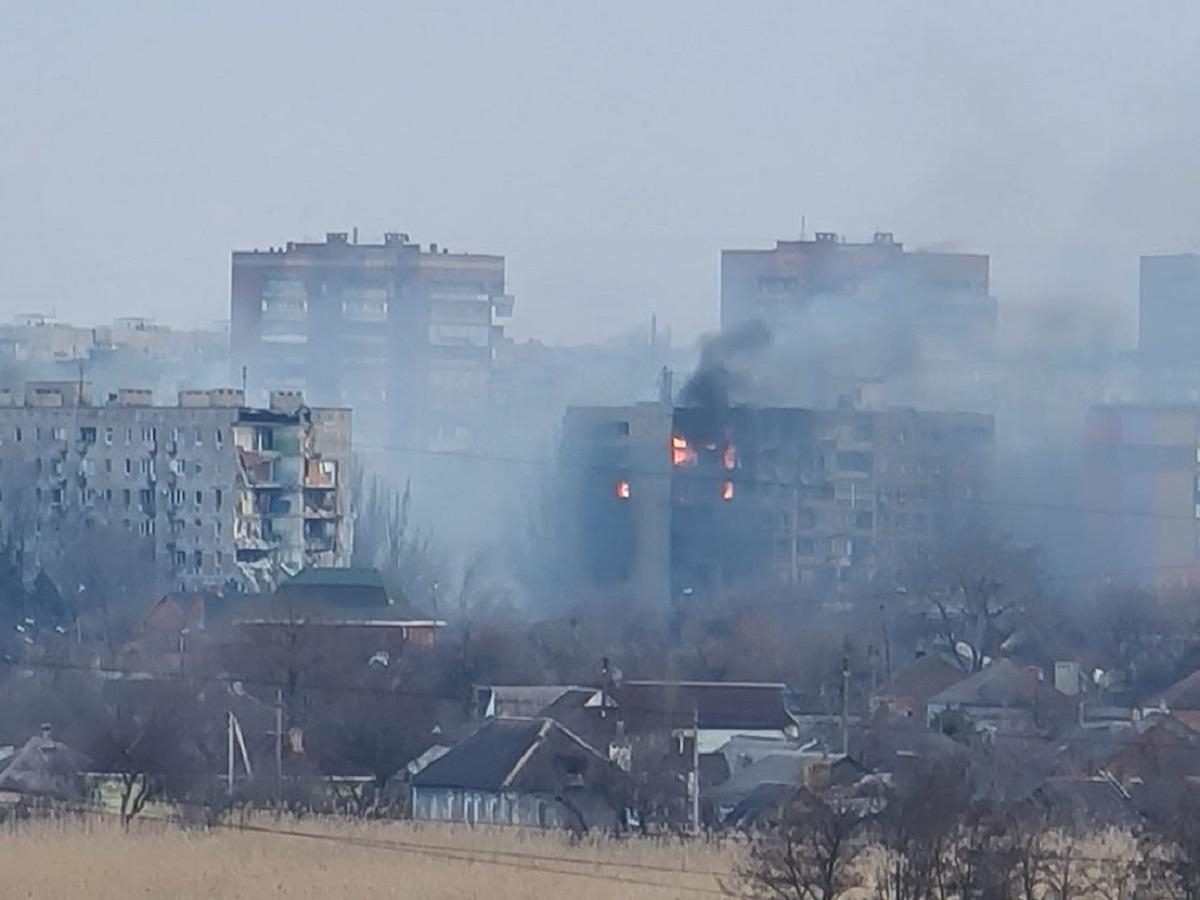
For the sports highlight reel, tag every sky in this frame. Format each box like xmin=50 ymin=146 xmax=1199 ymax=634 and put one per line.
xmin=4 ymin=1 xmax=1200 ymax=347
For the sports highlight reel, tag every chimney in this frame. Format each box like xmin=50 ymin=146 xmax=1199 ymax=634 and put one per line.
xmin=40 ymin=722 xmax=53 ymax=742
xmin=1055 ymin=661 xmax=1082 ymax=696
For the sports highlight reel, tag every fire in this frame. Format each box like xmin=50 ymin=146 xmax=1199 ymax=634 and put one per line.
xmin=670 ymin=434 xmax=697 ymax=467
xmin=614 ymin=478 xmax=632 ymax=500
xmin=721 ymin=480 xmax=734 ymax=501
xmin=721 ymin=443 xmax=737 ymax=471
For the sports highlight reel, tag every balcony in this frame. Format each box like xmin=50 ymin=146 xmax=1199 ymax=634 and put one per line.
xmin=491 ymin=294 xmax=515 ymax=318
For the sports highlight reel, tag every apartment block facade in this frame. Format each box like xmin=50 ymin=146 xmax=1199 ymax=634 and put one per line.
xmin=231 ymin=231 xmax=513 ymax=449
xmin=720 ymin=232 xmax=996 ymax=410
xmin=0 ymin=383 xmax=351 ymax=592
xmin=561 ymin=401 xmax=994 ymax=601
xmin=1085 ymin=404 xmax=1200 ymax=585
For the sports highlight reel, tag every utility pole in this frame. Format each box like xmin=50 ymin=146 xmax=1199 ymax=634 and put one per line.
xmin=690 ymin=702 xmax=700 ymax=833
xmin=880 ymin=602 xmax=893 ymax=685
xmin=841 ymin=656 xmax=850 ymax=757
xmin=226 ymin=711 xmax=235 ymax=796
xmin=275 ymin=688 xmax=284 ymax=796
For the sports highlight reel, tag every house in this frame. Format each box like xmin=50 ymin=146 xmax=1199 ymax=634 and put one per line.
xmin=925 ymin=659 xmax=1073 ymax=734
xmin=613 ymin=680 xmax=798 ymax=752
xmin=410 ymin=718 xmax=629 ymax=831
xmin=871 ymin=654 xmax=966 ymax=719
xmin=219 ymin=566 xmax=445 ymax=661
xmin=475 ymin=685 xmax=592 ymax=719
xmin=1144 ymin=669 xmax=1200 ymax=730
xmin=273 ymin=567 xmax=404 ymax=611
xmin=0 ymin=724 xmax=90 ymax=800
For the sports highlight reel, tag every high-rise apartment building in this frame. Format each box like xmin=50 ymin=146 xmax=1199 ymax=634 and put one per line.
xmin=0 ymin=382 xmax=351 ymax=592
xmin=1084 ymin=404 xmax=1200 ymax=585
xmin=231 ymin=232 xmax=513 ymax=449
xmin=1140 ymin=254 xmax=1200 ymax=367
xmin=720 ymin=232 xmax=996 ymax=410
xmin=560 ymin=399 xmax=994 ymax=601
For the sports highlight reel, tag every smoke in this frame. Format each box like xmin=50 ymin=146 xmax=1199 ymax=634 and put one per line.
xmin=679 ymin=319 xmax=770 ymax=414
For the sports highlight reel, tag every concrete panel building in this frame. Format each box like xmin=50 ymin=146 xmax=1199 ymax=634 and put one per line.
xmin=720 ymin=232 xmax=996 ymax=410
xmin=231 ymin=231 xmax=513 ymax=449
xmin=0 ymin=382 xmax=351 ymax=592
xmin=560 ymin=399 xmax=994 ymax=601
xmin=1084 ymin=404 xmax=1200 ymax=584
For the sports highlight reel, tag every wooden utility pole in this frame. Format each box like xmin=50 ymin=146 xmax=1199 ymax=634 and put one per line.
xmin=690 ymin=702 xmax=701 ymax=833
xmin=275 ymin=688 xmax=284 ymax=795
xmin=226 ymin=711 xmax=235 ymax=796
xmin=841 ymin=656 xmax=850 ymax=757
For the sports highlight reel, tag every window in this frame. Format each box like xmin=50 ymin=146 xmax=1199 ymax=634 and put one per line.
xmin=139 ymin=459 xmax=151 ymax=475
xmin=214 ymin=488 xmax=223 ymax=511
xmin=194 ymin=427 xmax=203 ymax=446
xmin=104 ymin=427 xmax=113 ymax=446
xmin=104 ymin=489 xmax=112 ymax=502
xmin=214 ymin=520 xmax=222 ymax=537
xmin=125 ymin=458 xmax=133 ymax=476
xmin=140 ymin=519 xmax=155 ymax=537
xmin=125 ymin=427 xmax=133 ymax=444
xmin=138 ymin=489 xmax=153 ymax=510
xmin=14 ymin=427 xmax=21 ymax=442
xmin=35 ymin=459 xmax=42 ymax=475
xmin=50 ymin=488 xmax=63 ymax=505
xmin=195 ymin=490 xmax=203 ymax=506
xmin=170 ymin=489 xmax=185 ymax=505
xmin=123 ymin=489 xmax=131 ymax=508
xmin=141 ymin=426 xmax=156 ymax=443
xmin=79 ymin=426 xmax=97 ymax=444
xmin=175 ymin=551 xmax=186 ymax=567
xmin=171 ymin=427 xmax=180 ymax=443
xmin=193 ymin=550 xmax=203 ymax=572
xmin=215 ymin=429 xmax=224 ymax=448
xmin=169 ymin=459 xmax=185 ymax=476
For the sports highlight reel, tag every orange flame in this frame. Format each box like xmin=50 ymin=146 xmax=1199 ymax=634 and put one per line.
xmin=721 ymin=480 xmax=734 ymax=501
xmin=615 ymin=479 xmax=631 ymax=500
xmin=670 ymin=434 xmax=696 ymax=467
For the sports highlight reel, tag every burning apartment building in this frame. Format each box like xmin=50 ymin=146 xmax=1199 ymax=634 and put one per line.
xmin=720 ymin=231 xmax=996 ymax=411
xmin=0 ymin=382 xmax=351 ymax=592
xmin=230 ymin=231 xmax=513 ymax=450
xmin=561 ymin=397 xmax=993 ymax=601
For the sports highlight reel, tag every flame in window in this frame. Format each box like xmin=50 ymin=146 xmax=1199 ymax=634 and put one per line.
xmin=615 ymin=479 xmax=632 ymax=500
xmin=721 ymin=480 xmax=734 ymax=501
xmin=722 ymin=444 xmax=737 ymax=471
xmin=670 ymin=434 xmax=697 ymax=467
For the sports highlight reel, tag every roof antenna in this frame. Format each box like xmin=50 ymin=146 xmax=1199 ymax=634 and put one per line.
xmin=800 ymin=214 xmax=807 ymax=241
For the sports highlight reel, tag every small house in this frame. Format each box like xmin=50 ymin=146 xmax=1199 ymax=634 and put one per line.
xmin=410 ymin=717 xmax=629 ymax=831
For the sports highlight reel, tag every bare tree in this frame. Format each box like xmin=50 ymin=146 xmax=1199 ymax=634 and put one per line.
xmin=739 ymin=791 xmax=867 ymax=900
xmin=350 ymin=467 xmax=444 ymax=611
xmin=84 ymin=679 xmax=214 ymax=826
xmin=1141 ymin=784 xmax=1200 ymax=900
xmin=872 ymin=764 xmax=971 ymax=900
xmin=900 ymin=527 xmax=1042 ymax=673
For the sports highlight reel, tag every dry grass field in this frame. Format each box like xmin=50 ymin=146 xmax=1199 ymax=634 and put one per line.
xmin=0 ymin=816 xmax=743 ymax=899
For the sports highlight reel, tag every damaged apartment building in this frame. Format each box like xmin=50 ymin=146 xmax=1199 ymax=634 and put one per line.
xmin=0 ymin=382 xmax=351 ymax=592
xmin=561 ymin=397 xmax=993 ymax=601
xmin=231 ymin=231 xmax=513 ymax=450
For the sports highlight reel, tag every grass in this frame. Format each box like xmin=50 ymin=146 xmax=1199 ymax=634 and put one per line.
xmin=0 ymin=815 xmax=742 ymax=899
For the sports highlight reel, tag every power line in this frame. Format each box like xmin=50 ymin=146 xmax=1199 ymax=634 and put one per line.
xmin=49 ymin=798 xmax=737 ymax=894
xmin=3 ymin=655 xmax=1199 ymax=752
xmin=354 ymin=437 xmax=1200 ymax=523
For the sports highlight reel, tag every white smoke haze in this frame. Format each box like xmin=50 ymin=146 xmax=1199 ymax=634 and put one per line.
xmin=3 ymin=1 xmax=1200 ymax=592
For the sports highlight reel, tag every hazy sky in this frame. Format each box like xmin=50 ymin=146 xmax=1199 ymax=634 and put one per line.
xmin=4 ymin=2 xmax=1200 ymax=346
